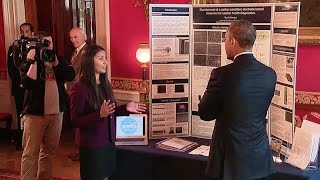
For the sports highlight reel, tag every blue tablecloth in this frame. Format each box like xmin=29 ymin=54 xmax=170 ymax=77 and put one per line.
xmin=111 ymin=137 xmax=320 ymax=180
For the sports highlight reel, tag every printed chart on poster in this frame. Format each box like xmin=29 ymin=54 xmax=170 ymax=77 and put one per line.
xmin=191 ymin=4 xmax=273 ymax=138
xmin=269 ymin=3 xmax=300 ymax=155
xmin=150 ymin=5 xmax=191 ymax=139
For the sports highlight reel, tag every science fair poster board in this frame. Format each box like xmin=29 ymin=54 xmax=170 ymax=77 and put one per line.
xmin=149 ymin=3 xmax=300 ymax=142
xmin=191 ymin=4 xmax=273 ymax=138
xmin=149 ymin=5 xmax=191 ymax=139
xmin=269 ymin=2 xmax=300 ymax=155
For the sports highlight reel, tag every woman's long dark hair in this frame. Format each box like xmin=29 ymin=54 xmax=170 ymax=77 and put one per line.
xmin=78 ymin=45 xmax=116 ymax=111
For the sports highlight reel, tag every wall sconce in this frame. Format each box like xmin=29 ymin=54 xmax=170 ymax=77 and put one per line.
xmin=136 ymin=43 xmax=150 ymax=102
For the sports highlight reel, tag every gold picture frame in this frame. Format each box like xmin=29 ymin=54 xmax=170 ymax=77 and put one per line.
xmin=298 ymin=27 xmax=320 ymax=45
xmin=190 ymin=0 xmax=320 ymax=44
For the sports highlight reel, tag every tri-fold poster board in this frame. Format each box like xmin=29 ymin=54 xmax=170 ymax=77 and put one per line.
xmin=149 ymin=2 xmax=301 ymax=155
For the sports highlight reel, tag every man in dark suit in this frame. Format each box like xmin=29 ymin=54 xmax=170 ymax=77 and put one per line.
xmin=198 ymin=20 xmax=276 ymax=180
xmin=7 ymin=22 xmax=34 ymax=150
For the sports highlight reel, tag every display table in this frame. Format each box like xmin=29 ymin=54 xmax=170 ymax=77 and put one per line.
xmin=110 ymin=137 xmax=320 ymax=180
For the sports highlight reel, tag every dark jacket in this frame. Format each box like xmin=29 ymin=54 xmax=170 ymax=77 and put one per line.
xmin=7 ymin=44 xmax=25 ymax=96
xmin=198 ymin=54 xmax=277 ymax=180
xmin=69 ymin=81 xmax=128 ymax=148
xmin=7 ymin=44 xmax=26 ymax=118
xmin=21 ymin=56 xmax=75 ymax=115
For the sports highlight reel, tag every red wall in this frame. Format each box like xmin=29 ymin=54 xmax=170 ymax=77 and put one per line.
xmin=296 ymin=45 xmax=320 ymax=92
xmin=109 ymin=1 xmax=320 ymax=92
xmin=109 ymin=0 xmax=189 ymax=79
xmin=0 ymin=0 xmax=6 ymax=70
xmin=0 ymin=1 xmax=318 ymax=92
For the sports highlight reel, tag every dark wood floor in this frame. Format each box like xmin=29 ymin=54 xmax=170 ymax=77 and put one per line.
xmin=0 ymin=127 xmax=80 ymax=179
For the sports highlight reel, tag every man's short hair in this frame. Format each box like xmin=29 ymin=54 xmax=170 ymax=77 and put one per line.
xmin=20 ymin=22 xmax=34 ymax=32
xmin=36 ymin=31 xmax=52 ymax=39
xmin=227 ymin=20 xmax=256 ymax=48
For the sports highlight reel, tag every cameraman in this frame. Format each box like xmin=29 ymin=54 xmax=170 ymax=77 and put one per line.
xmin=20 ymin=31 xmax=75 ymax=180
xmin=7 ymin=22 xmax=34 ymax=150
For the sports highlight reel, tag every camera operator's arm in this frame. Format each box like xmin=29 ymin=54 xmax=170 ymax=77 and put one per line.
xmin=26 ymin=49 xmax=37 ymax=80
xmin=52 ymin=56 xmax=75 ymax=82
xmin=21 ymin=49 xmax=39 ymax=89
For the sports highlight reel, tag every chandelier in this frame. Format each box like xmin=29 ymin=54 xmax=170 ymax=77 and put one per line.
xmin=133 ymin=0 xmax=151 ymax=7
xmin=132 ymin=0 xmax=153 ymax=20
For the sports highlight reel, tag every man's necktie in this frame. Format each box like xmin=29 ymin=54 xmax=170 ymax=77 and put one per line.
xmin=71 ymin=50 xmax=78 ymax=65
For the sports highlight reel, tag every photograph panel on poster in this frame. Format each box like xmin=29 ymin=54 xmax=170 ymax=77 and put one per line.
xmin=152 ymin=37 xmax=189 ymax=63
xmin=152 ymin=82 xmax=189 ymax=99
xmin=272 ymin=53 xmax=295 ymax=86
xmin=270 ymin=105 xmax=293 ymax=144
xmin=150 ymin=101 xmax=189 ymax=138
xmin=272 ymin=84 xmax=294 ymax=110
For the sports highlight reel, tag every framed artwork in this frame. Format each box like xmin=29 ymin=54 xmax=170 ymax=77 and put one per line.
xmin=191 ymin=0 xmax=320 ymax=44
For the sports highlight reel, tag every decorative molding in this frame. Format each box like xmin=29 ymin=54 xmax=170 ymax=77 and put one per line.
xmin=298 ymin=27 xmax=320 ymax=45
xmin=113 ymin=89 xmax=140 ymax=102
xmin=111 ymin=77 xmax=149 ymax=92
xmin=295 ymin=91 xmax=320 ymax=106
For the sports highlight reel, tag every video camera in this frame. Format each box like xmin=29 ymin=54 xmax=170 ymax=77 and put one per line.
xmin=18 ymin=35 xmax=55 ymax=62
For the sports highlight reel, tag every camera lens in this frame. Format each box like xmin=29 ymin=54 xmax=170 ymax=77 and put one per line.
xmin=40 ymin=49 xmax=55 ymax=62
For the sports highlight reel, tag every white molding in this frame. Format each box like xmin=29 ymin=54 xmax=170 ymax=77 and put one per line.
xmin=95 ymin=0 xmax=111 ymax=80
xmin=2 ymin=0 xmax=26 ymax=54
xmin=113 ymin=89 xmax=140 ymax=102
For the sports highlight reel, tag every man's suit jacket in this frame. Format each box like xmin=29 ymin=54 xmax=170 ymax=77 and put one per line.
xmin=198 ymin=54 xmax=277 ymax=180
xmin=66 ymin=44 xmax=87 ymax=91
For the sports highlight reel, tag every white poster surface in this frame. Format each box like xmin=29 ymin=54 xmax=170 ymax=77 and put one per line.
xmin=253 ymin=30 xmax=272 ymax=66
xmin=191 ymin=115 xmax=215 ymax=138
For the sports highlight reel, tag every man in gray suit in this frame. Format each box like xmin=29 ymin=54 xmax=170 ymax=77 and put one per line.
xmin=67 ymin=27 xmax=87 ymax=161
xmin=198 ymin=20 xmax=276 ymax=180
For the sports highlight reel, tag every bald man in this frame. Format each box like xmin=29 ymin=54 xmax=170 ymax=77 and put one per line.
xmin=69 ymin=27 xmax=87 ymax=80
xmin=67 ymin=27 xmax=87 ymax=161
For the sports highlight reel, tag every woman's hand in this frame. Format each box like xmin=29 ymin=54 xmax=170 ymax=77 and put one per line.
xmin=126 ymin=101 xmax=147 ymax=114
xmin=100 ymin=100 xmax=115 ymax=118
